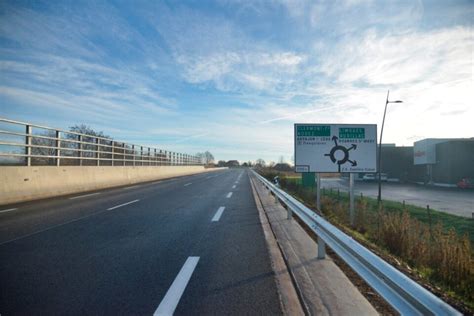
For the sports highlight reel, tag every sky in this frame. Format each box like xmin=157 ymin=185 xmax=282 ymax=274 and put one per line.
xmin=0 ymin=0 xmax=473 ymax=163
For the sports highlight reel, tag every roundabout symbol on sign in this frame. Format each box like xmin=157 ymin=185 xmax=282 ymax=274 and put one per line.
xmin=324 ymin=136 xmax=357 ymax=172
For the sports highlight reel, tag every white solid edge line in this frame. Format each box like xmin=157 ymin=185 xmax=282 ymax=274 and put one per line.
xmin=0 ymin=208 xmax=18 ymax=213
xmin=107 ymin=199 xmax=139 ymax=211
xmin=69 ymin=192 xmax=100 ymax=200
xmin=154 ymin=256 xmax=200 ymax=316
xmin=184 ymin=183 xmax=192 ymax=186
xmin=226 ymin=192 xmax=233 ymax=198
xmin=211 ymin=206 xmax=225 ymax=222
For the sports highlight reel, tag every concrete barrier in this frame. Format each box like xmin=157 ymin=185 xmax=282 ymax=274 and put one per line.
xmin=0 ymin=166 xmax=224 ymax=206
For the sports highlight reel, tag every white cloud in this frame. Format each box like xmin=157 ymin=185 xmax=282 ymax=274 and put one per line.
xmin=322 ymin=27 xmax=472 ymax=87
xmin=174 ymin=50 xmax=306 ymax=92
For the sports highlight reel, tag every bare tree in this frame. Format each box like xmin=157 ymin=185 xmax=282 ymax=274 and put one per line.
xmin=60 ymin=125 xmax=111 ymax=165
xmin=195 ymin=152 xmax=204 ymax=164
xmin=69 ymin=124 xmax=109 ymax=138
xmin=195 ymin=152 xmax=214 ymax=165
xmin=29 ymin=125 xmax=110 ymax=166
xmin=255 ymin=158 xmax=266 ymax=167
xmin=204 ymin=151 xmax=214 ymax=164
xmin=31 ymin=130 xmax=57 ymax=165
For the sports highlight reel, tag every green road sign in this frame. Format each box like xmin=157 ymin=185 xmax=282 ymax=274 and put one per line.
xmin=302 ymin=172 xmax=315 ymax=188
xmin=296 ymin=125 xmax=330 ymax=137
xmin=339 ymin=127 xmax=365 ymax=139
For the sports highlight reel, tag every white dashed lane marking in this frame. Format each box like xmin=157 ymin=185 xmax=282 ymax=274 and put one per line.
xmin=107 ymin=199 xmax=139 ymax=211
xmin=154 ymin=257 xmax=200 ymax=316
xmin=211 ymin=206 xmax=225 ymax=222
xmin=0 ymin=208 xmax=17 ymax=213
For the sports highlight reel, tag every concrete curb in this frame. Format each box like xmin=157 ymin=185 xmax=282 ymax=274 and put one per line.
xmin=249 ymin=173 xmax=305 ymax=316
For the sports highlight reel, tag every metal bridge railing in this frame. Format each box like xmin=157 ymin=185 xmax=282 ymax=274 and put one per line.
xmin=0 ymin=117 xmax=202 ymax=167
xmin=252 ymin=170 xmax=460 ymax=316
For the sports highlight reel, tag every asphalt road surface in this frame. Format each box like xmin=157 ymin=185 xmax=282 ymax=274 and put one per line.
xmin=0 ymin=169 xmax=282 ymax=315
xmin=321 ymin=178 xmax=473 ymax=217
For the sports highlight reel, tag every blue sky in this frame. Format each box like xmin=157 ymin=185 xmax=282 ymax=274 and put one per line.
xmin=0 ymin=0 xmax=472 ymax=163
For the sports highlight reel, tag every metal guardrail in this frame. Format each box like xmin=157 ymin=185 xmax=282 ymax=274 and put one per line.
xmin=0 ymin=117 xmax=201 ymax=166
xmin=252 ymin=170 xmax=461 ymax=316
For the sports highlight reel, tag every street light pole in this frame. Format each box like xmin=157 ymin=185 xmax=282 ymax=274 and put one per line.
xmin=378 ymin=90 xmax=402 ymax=204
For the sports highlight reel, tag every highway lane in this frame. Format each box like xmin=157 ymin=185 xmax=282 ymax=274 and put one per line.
xmin=0 ymin=168 xmax=281 ymax=315
xmin=0 ymin=170 xmax=228 ymax=243
xmin=175 ymin=171 xmax=281 ymax=315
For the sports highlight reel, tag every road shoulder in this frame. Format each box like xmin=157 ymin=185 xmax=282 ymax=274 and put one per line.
xmin=249 ymin=174 xmax=305 ymax=316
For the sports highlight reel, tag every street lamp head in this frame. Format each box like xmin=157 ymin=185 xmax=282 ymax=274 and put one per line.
xmin=388 ymin=100 xmax=403 ymax=104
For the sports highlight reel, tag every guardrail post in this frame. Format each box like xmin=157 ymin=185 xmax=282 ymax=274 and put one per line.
xmin=317 ymin=236 xmax=326 ymax=259
xmin=96 ymin=138 xmax=100 ymax=166
xmin=78 ymin=135 xmax=83 ymax=166
xmin=316 ymin=173 xmax=321 ymax=210
xmin=287 ymin=201 xmax=292 ymax=220
xmin=350 ymin=173 xmax=355 ymax=226
xmin=25 ymin=125 xmax=32 ymax=166
xmin=55 ymin=130 xmax=61 ymax=166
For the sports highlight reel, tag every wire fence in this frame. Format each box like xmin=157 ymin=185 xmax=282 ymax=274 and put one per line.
xmin=0 ymin=117 xmax=201 ymax=167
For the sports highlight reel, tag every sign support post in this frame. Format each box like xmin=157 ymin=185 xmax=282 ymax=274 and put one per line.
xmin=316 ymin=173 xmax=321 ymax=211
xmin=349 ymin=173 xmax=355 ymax=226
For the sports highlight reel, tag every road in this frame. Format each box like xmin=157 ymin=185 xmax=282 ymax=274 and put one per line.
xmin=0 ymin=169 xmax=282 ymax=315
xmin=320 ymin=178 xmax=473 ymax=217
